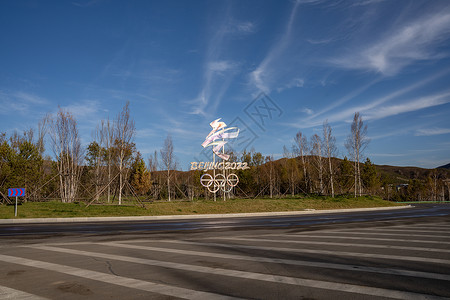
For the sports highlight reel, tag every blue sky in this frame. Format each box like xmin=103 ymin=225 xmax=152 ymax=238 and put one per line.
xmin=1 ymin=0 xmax=450 ymax=169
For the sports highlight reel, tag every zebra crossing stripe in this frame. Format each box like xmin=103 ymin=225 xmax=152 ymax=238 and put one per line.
xmin=0 ymin=254 xmax=239 ymax=300
xmin=165 ymin=240 xmax=450 ymax=265
xmin=0 ymin=285 xmax=48 ymax=300
xmin=320 ymin=230 xmax=450 ymax=239
xmin=280 ymin=234 xmax=450 ymax=245
xmin=23 ymin=245 xmax=447 ymax=300
xmin=342 ymin=228 xmax=450 ymax=234
xmin=100 ymin=241 xmax=450 ymax=281
xmin=214 ymin=237 xmax=450 ymax=253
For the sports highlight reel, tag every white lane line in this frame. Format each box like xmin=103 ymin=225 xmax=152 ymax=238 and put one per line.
xmin=280 ymin=234 xmax=450 ymax=245
xmin=405 ymin=226 xmax=450 ymax=231
xmin=213 ymin=237 xmax=450 ymax=253
xmin=163 ymin=240 xmax=450 ymax=265
xmin=320 ymin=231 xmax=450 ymax=239
xmin=0 ymin=285 xmax=48 ymax=300
xmin=407 ymin=224 xmax=450 ymax=228
xmin=24 ymin=245 xmax=446 ymax=300
xmin=342 ymin=228 xmax=450 ymax=234
xmin=0 ymin=254 xmax=238 ymax=300
xmin=100 ymin=241 xmax=450 ymax=281
xmin=390 ymin=225 xmax=450 ymax=230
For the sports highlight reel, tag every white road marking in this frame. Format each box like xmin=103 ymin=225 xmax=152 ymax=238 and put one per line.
xmin=213 ymin=237 xmax=450 ymax=253
xmin=342 ymin=228 xmax=450 ymax=234
xmin=22 ymin=245 xmax=446 ymax=300
xmin=164 ymin=240 xmax=450 ymax=265
xmin=282 ymin=234 xmax=450 ymax=245
xmin=389 ymin=225 xmax=450 ymax=230
xmin=100 ymin=241 xmax=450 ymax=281
xmin=0 ymin=254 xmax=239 ymax=300
xmin=0 ymin=285 xmax=48 ymax=300
xmin=322 ymin=231 xmax=450 ymax=239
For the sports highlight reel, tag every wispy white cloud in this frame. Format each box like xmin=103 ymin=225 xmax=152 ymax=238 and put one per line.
xmin=277 ymin=77 xmax=304 ymax=92
xmin=136 ymin=128 xmax=157 ymax=138
xmin=61 ymin=100 xmax=101 ymax=120
xmin=0 ymin=90 xmax=49 ymax=115
xmin=250 ymin=1 xmax=301 ymax=93
xmin=308 ymin=78 xmax=382 ymax=121
xmin=351 ymin=0 xmax=387 ymax=7
xmin=415 ymin=127 xmax=450 ymax=136
xmin=13 ymin=92 xmax=47 ymax=105
xmin=299 ymin=69 xmax=450 ymax=128
xmin=364 ymin=91 xmax=450 ymax=121
xmin=208 ymin=60 xmax=238 ymax=73
xmin=189 ymin=7 xmax=245 ymax=116
xmin=301 ymin=107 xmax=314 ymax=115
xmin=330 ymin=11 xmax=450 ymax=75
xmin=306 ymin=38 xmax=335 ymax=45
xmin=225 ymin=21 xmax=256 ymax=34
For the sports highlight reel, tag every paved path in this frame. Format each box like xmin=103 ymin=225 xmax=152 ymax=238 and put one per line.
xmin=1 ymin=218 xmax=449 ymax=299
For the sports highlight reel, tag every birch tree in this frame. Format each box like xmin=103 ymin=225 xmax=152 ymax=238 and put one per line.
xmin=294 ymin=131 xmax=309 ymax=193
xmin=160 ymin=134 xmax=175 ymax=201
xmin=323 ymin=121 xmax=336 ymax=197
xmin=50 ymin=108 xmax=83 ymax=203
xmin=86 ymin=124 xmax=106 ymax=202
xmin=264 ymin=155 xmax=275 ymax=198
xmin=345 ymin=112 xmax=369 ymax=197
xmin=311 ymin=134 xmax=324 ymax=194
xmin=282 ymin=145 xmax=298 ymax=196
xmin=100 ymin=118 xmax=114 ymax=203
xmin=148 ymin=150 xmax=159 ymax=199
xmin=114 ymin=102 xmax=135 ymax=205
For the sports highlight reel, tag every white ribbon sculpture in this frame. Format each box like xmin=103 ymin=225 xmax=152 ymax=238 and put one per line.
xmin=201 ymin=118 xmax=239 ymax=160
xmin=200 ymin=118 xmax=240 ymax=194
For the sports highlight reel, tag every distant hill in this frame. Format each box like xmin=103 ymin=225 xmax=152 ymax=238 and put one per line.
xmin=438 ymin=163 xmax=450 ymax=170
xmin=375 ymin=164 xmax=434 ymax=184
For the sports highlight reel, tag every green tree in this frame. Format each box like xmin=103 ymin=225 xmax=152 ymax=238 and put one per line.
xmin=86 ymin=141 xmax=105 ymax=201
xmin=2 ymin=132 xmax=43 ymax=201
xmin=361 ymin=158 xmax=379 ymax=195
xmin=338 ymin=157 xmax=353 ymax=194
xmin=251 ymin=152 xmax=264 ymax=167
xmin=0 ymin=133 xmax=13 ymax=197
xmin=130 ymin=152 xmax=151 ymax=195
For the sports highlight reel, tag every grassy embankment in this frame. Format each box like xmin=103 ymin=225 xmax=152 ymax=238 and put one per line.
xmin=0 ymin=195 xmax=404 ymax=219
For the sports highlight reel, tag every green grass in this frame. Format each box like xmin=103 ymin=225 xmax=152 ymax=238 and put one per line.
xmin=0 ymin=196 xmax=404 ymax=219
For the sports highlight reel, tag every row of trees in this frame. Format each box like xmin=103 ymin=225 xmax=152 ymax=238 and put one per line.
xmin=1 ymin=104 xmax=449 ymax=204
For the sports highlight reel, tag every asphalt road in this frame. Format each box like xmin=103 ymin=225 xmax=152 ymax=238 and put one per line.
xmin=1 ymin=203 xmax=449 ymax=237
xmin=1 ymin=204 xmax=449 ymax=299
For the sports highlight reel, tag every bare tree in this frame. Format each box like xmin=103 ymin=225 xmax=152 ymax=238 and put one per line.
xmin=160 ymin=134 xmax=176 ymax=201
xmin=345 ymin=112 xmax=369 ymax=197
xmin=264 ymin=155 xmax=275 ymax=198
xmin=311 ymin=134 xmax=324 ymax=194
xmin=294 ymin=131 xmax=309 ymax=193
xmin=37 ymin=114 xmax=50 ymax=156
xmin=323 ymin=120 xmax=336 ymax=197
xmin=49 ymin=108 xmax=83 ymax=203
xmin=86 ymin=124 xmax=105 ymax=202
xmin=148 ymin=150 xmax=158 ymax=173
xmin=100 ymin=118 xmax=114 ymax=203
xmin=114 ymin=102 xmax=135 ymax=205
xmin=148 ymin=150 xmax=159 ymax=199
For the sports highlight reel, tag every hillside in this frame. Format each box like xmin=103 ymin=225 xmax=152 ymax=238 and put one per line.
xmin=438 ymin=163 xmax=450 ymax=170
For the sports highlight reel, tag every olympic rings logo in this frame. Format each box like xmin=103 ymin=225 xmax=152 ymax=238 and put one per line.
xmin=200 ymin=173 xmax=239 ymax=193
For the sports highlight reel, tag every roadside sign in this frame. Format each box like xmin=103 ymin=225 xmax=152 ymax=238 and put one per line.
xmin=8 ymin=188 xmax=26 ymax=197
xmin=8 ymin=188 xmax=25 ymax=217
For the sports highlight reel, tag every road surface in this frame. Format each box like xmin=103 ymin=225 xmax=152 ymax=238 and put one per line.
xmin=0 ymin=203 xmax=449 ymax=299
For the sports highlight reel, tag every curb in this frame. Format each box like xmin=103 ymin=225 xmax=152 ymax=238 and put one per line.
xmin=0 ymin=205 xmax=411 ymax=224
